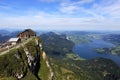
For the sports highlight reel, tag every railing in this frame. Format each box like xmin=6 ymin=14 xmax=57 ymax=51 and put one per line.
xmin=0 ymin=45 xmax=16 ymax=53
xmin=0 ymin=38 xmax=33 ymax=55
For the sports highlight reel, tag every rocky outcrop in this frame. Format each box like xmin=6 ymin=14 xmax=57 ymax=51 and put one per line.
xmin=42 ymin=51 xmax=54 ymax=80
xmin=23 ymin=38 xmax=41 ymax=80
xmin=0 ymin=37 xmax=55 ymax=80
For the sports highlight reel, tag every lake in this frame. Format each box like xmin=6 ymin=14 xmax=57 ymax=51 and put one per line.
xmin=73 ymin=39 xmax=120 ymax=66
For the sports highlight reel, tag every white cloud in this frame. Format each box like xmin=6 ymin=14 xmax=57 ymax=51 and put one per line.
xmin=59 ymin=5 xmax=79 ymax=14
xmin=59 ymin=0 xmax=120 ymax=18
xmin=0 ymin=10 xmax=120 ymax=31
xmin=0 ymin=0 xmax=120 ymax=30
xmin=0 ymin=2 xmax=13 ymax=10
xmin=92 ymin=0 xmax=120 ymax=17
xmin=72 ymin=0 xmax=94 ymax=5
xmin=0 ymin=5 xmax=11 ymax=10
xmin=59 ymin=0 xmax=94 ymax=14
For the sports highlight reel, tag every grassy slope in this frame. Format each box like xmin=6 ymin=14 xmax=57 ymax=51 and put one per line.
xmin=0 ymin=37 xmax=49 ymax=80
xmin=38 ymin=58 xmax=49 ymax=80
xmin=49 ymin=55 xmax=120 ymax=80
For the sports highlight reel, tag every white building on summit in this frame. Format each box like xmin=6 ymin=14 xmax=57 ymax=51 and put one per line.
xmin=8 ymin=38 xmax=21 ymax=45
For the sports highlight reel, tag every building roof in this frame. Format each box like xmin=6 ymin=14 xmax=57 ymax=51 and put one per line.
xmin=8 ymin=38 xmax=20 ymax=42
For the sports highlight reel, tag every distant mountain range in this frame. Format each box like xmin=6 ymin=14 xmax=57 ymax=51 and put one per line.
xmin=0 ymin=29 xmax=10 ymax=36
xmin=40 ymin=32 xmax=74 ymax=56
xmin=0 ymin=30 xmax=21 ymax=43
xmin=0 ymin=34 xmax=10 ymax=43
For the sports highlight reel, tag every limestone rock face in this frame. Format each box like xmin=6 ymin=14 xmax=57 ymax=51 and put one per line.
xmin=0 ymin=37 xmax=43 ymax=80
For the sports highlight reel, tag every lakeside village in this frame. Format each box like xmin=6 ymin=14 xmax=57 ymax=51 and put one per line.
xmin=0 ymin=29 xmax=36 ymax=53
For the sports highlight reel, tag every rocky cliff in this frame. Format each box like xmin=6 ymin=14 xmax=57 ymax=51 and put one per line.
xmin=0 ymin=37 xmax=53 ymax=80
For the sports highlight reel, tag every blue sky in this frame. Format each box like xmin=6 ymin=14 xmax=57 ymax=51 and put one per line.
xmin=0 ymin=0 xmax=120 ymax=31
